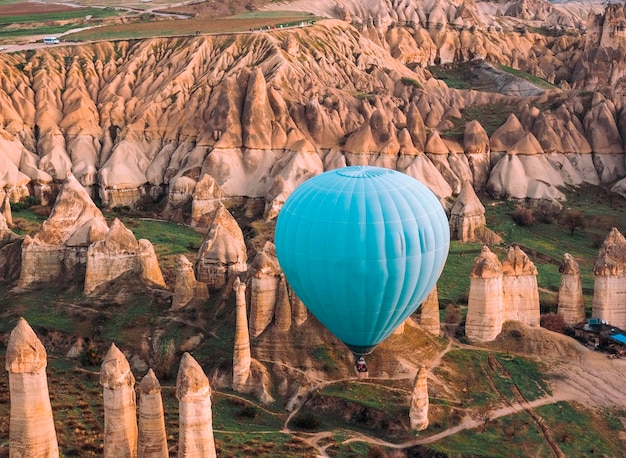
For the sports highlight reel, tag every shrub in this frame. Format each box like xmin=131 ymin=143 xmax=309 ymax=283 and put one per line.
xmin=540 ymin=313 xmax=566 ymax=333
xmin=560 ymin=209 xmax=585 ymax=235
xmin=291 ymin=412 xmax=320 ymax=430
xmin=444 ymin=303 xmax=462 ymax=324
xmin=533 ymin=200 xmax=561 ymax=224
xmin=511 ymin=205 xmax=534 ymax=226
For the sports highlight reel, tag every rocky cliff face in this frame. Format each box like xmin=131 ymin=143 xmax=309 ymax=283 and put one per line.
xmin=592 ymin=228 xmax=626 ymax=329
xmin=1 ymin=3 xmax=626 ymax=217
xmin=558 ymin=253 xmax=585 ymax=325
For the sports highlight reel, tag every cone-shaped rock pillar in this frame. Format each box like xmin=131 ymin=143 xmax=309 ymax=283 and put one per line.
xmin=233 ymin=277 xmax=251 ymax=392
xmin=138 ymin=369 xmax=168 ymax=458
xmin=290 ymin=285 xmax=308 ymax=326
xmin=592 ymin=228 xmax=626 ymax=328
xmin=420 ymin=286 xmax=440 ymax=335
xmin=6 ymin=318 xmax=59 ymax=457
xmin=176 ymin=353 xmax=217 ymax=458
xmin=557 ymin=253 xmax=585 ymax=325
xmin=465 ymin=246 xmax=503 ymax=342
xmin=100 ymin=343 xmax=138 ymax=458
xmin=274 ymin=274 xmax=292 ymax=332
xmin=409 ymin=365 xmax=429 ymax=431
xmin=501 ymin=245 xmax=540 ymax=326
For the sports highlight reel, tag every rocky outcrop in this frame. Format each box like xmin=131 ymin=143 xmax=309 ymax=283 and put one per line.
xmin=100 ymin=344 xmax=138 ymax=458
xmin=592 ymin=228 xmax=626 ymax=329
xmin=17 ymin=173 xmax=108 ymax=288
xmin=233 ymin=277 xmax=251 ymax=392
xmin=84 ymin=218 xmax=166 ymax=295
xmin=138 ymin=369 xmax=168 ymax=458
xmin=557 ymin=253 xmax=585 ymax=325
xmin=449 ymin=181 xmax=486 ymax=242
xmin=501 ymin=245 xmax=540 ymax=326
xmin=465 ymin=246 xmax=504 ymax=343
xmin=409 ymin=365 xmax=429 ymax=431
xmin=172 ymin=254 xmax=208 ymax=310
xmin=0 ymin=211 xmax=22 ymax=282
xmin=176 ymin=352 xmax=217 ymax=458
xmin=6 ymin=318 xmax=59 ymax=457
xmin=190 ymin=174 xmax=223 ymax=228
xmin=248 ymin=241 xmax=281 ymax=337
xmin=195 ymin=203 xmax=247 ymax=289
xmin=419 ymin=286 xmax=440 ymax=336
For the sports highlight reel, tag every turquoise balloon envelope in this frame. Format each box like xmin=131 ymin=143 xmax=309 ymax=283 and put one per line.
xmin=274 ymin=166 xmax=450 ymax=355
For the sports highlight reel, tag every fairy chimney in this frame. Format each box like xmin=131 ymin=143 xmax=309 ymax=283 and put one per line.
xmin=233 ymin=277 xmax=251 ymax=392
xmin=195 ymin=203 xmax=247 ymax=289
xmin=138 ymin=369 xmax=168 ymax=458
xmin=248 ymin=241 xmax=281 ymax=337
xmin=6 ymin=318 xmax=59 ymax=457
xmin=191 ymin=174 xmax=223 ymax=228
xmin=592 ymin=228 xmax=626 ymax=329
xmin=465 ymin=246 xmax=504 ymax=342
xmin=176 ymin=353 xmax=217 ymax=458
xmin=290 ymin=285 xmax=308 ymax=326
xmin=172 ymin=254 xmax=209 ymax=310
xmin=100 ymin=344 xmax=138 ymax=458
xmin=409 ymin=365 xmax=429 ymax=431
xmin=557 ymin=253 xmax=585 ymax=325
xmin=501 ymin=245 xmax=540 ymax=326
xmin=419 ymin=286 xmax=440 ymax=335
xmin=274 ymin=274 xmax=292 ymax=332
xmin=2 ymin=194 xmax=12 ymax=227
xmin=449 ymin=181 xmax=486 ymax=242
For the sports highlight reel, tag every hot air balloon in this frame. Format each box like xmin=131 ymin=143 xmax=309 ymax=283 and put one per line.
xmin=274 ymin=166 xmax=449 ymax=359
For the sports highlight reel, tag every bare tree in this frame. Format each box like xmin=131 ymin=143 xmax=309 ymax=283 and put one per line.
xmin=560 ymin=210 xmax=585 ymax=236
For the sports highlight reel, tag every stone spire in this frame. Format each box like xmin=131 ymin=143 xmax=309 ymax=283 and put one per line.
xmin=290 ymin=284 xmax=308 ymax=326
xmin=557 ymin=253 xmax=585 ymax=325
xmin=592 ymin=228 xmax=626 ymax=328
xmin=449 ymin=181 xmax=486 ymax=241
xmin=2 ymin=193 xmax=12 ymax=227
xmin=465 ymin=246 xmax=504 ymax=342
xmin=172 ymin=254 xmax=209 ymax=310
xmin=233 ymin=277 xmax=251 ymax=392
xmin=195 ymin=203 xmax=247 ymax=289
xmin=419 ymin=286 xmax=440 ymax=335
xmin=501 ymin=245 xmax=540 ymax=326
xmin=409 ymin=365 xmax=429 ymax=431
xmin=6 ymin=318 xmax=59 ymax=457
xmin=176 ymin=353 xmax=217 ymax=458
xmin=138 ymin=369 xmax=168 ymax=458
xmin=248 ymin=241 xmax=281 ymax=337
xmin=274 ymin=274 xmax=292 ymax=332
xmin=100 ymin=343 xmax=138 ymax=458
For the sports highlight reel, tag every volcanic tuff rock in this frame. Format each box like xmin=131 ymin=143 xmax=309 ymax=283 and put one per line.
xmin=195 ymin=203 xmax=247 ymax=289
xmin=232 ymin=277 xmax=251 ymax=392
xmin=465 ymin=246 xmax=504 ymax=342
xmin=419 ymin=286 xmax=440 ymax=336
xmin=16 ymin=173 xmax=109 ymax=288
xmin=501 ymin=245 xmax=540 ymax=326
xmin=176 ymin=353 xmax=217 ymax=458
xmin=592 ymin=228 xmax=626 ymax=329
xmin=172 ymin=254 xmax=209 ymax=309
xmin=138 ymin=369 xmax=168 ymax=458
xmin=248 ymin=241 xmax=282 ymax=337
xmin=100 ymin=344 xmax=138 ymax=458
xmin=6 ymin=318 xmax=59 ymax=457
xmin=449 ymin=181 xmax=486 ymax=242
xmin=557 ymin=253 xmax=585 ymax=326
xmin=409 ymin=365 xmax=429 ymax=431
xmin=84 ymin=218 xmax=166 ymax=295
xmin=1 ymin=4 xmax=626 ymax=212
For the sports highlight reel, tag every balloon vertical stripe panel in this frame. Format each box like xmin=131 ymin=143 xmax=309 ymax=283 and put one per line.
xmin=275 ymin=166 xmax=450 ymax=356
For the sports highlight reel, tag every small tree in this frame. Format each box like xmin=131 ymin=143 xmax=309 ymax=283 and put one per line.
xmin=540 ymin=312 xmax=566 ymax=333
xmin=511 ymin=205 xmax=534 ymax=227
xmin=444 ymin=303 xmax=461 ymax=324
xmin=560 ymin=209 xmax=585 ymax=235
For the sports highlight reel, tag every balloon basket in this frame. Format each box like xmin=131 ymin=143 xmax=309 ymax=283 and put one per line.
xmin=355 ymin=356 xmax=369 ymax=379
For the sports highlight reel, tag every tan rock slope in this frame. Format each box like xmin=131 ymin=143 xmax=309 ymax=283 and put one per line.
xmin=1 ymin=3 xmax=626 ymax=214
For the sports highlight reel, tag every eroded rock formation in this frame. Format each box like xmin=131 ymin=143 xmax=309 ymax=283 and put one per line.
xmin=195 ymin=203 xmax=247 ymax=289
xmin=419 ymin=286 xmax=440 ymax=336
xmin=558 ymin=253 xmax=585 ymax=325
xmin=172 ymin=254 xmax=208 ymax=309
xmin=176 ymin=352 xmax=217 ymax=458
xmin=232 ymin=277 xmax=251 ymax=392
xmin=592 ymin=228 xmax=626 ymax=329
xmin=248 ymin=241 xmax=281 ymax=337
xmin=501 ymin=245 xmax=540 ymax=326
xmin=465 ymin=246 xmax=504 ymax=342
xmin=138 ymin=369 xmax=168 ymax=458
xmin=449 ymin=181 xmax=486 ymax=242
xmin=6 ymin=318 xmax=59 ymax=457
xmin=100 ymin=343 xmax=138 ymax=458
xmin=409 ymin=365 xmax=429 ymax=431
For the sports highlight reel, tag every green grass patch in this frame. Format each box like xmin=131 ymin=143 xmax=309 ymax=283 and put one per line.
xmin=437 ymin=241 xmax=482 ymax=305
xmin=536 ymin=402 xmax=625 ymax=457
xmin=118 ymin=217 xmax=204 ymax=258
xmin=496 ymin=64 xmax=556 ymax=90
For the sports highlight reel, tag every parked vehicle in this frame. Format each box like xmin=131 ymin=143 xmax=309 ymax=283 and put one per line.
xmin=43 ymin=37 xmax=60 ymax=44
